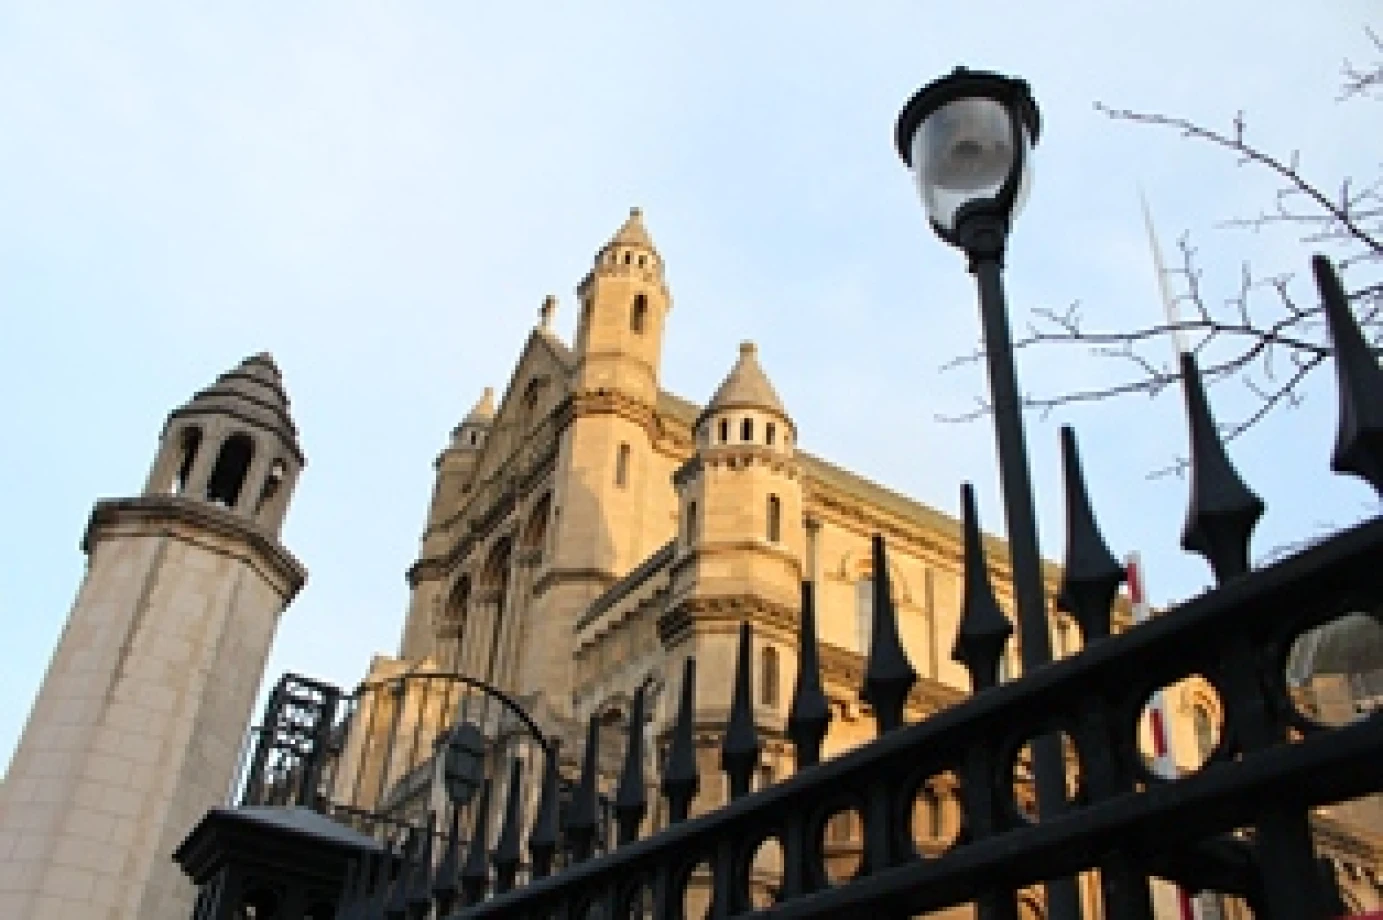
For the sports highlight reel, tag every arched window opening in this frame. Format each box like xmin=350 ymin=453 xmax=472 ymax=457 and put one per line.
xmin=856 ymin=576 xmax=873 ymax=655
xmin=623 ymin=251 xmax=632 ymax=265
xmin=631 ymin=294 xmax=648 ymax=333
xmin=718 ymin=419 xmax=729 ymax=443
xmin=522 ymin=493 xmax=552 ymax=561
xmin=767 ymin=495 xmax=781 ymax=542
xmin=760 ymin=645 xmax=779 ymax=706
xmin=207 ymin=434 xmax=254 ymax=508
xmin=741 ymin=418 xmax=754 ymax=442
xmin=1193 ymin=705 xmax=1216 ymax=758
xmin=615 ymin=443 xmax=631 ymax=488
xmin=637 ymin=254 xmax=647 ymax=267
xmin=254 ymin=459 xmax=287 ymax=515
xmin=919 ymin=787 xmax=943 ymax=839
xmin=468 ymin=430 xmax=479 ymax=446
xmin=480 ymin=538 xmax=513 ymax=684
xmin=765 ymin=423 xmax=776 ymax=446
xmin=685 ymin=501 xmax=699 ymax=546
xmin=443 ymin=576 xmax=472 ymax=670
xmin=173 ymin=426 xmax=203 ymax=494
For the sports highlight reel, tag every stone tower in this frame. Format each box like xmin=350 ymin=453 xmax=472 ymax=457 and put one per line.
xmin=518 ymin=209 xmax=676 ymax=711
xmin=666 ymin=341 xmax=805 ymax=796
xmin=0 ymin=354 xmax=307 ymax=920
xmin=400 ymin=387 xmax=495 ymax=660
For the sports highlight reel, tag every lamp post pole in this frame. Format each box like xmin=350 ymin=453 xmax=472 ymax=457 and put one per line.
xmin=896 ymin=69 xmax=1082 ymax=920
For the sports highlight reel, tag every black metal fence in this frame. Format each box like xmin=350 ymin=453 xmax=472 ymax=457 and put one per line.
xmin=317 ymin=254 xmax=1383 ymax=918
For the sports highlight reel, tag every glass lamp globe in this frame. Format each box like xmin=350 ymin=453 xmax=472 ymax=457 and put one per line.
xmin=895 ymin=69 xmax=1040 ymax=239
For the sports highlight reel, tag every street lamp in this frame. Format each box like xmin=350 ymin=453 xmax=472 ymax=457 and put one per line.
xmin=896 ymin=68 xmax=1081 ymax=920
xmin=441 ymin=721 xmax=487 ymax=806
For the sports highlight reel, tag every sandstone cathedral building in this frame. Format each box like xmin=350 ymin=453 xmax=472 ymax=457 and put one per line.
xmin=2 ymin=209 xmax=1380 ymax=919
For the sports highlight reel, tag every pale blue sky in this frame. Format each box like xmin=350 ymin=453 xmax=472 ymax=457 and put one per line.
xmin=1 ymin=2 xmax=1377 ymax=766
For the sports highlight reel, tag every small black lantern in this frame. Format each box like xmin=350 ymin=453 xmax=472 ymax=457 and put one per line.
xmin=895 ymin=67 xmax=1040 ymax=252
xmin=441 ymin=721 xmax=487 ymax=806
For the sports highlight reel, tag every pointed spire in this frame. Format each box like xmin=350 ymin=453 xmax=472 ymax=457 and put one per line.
xmin=539 ymin=294 xmax=557 ymax=331
xmin=465 ymin=387 xmax=496 ymax=425
xmin=1178 ymin=352 xmax=1264 ymax=582
xmin=610 ymin=206 xmax=656 ymax=250
xmin=459 ymin=779 xmax=492 ymax=906
xmin=431 ymin=804 xmax=463 ymax=916
xmin=953 ymin=484 xmax=1014 ymax=692
xmin=614 ymin=686 xmax=648 ymax=845
xmin=721 ymin=621 xmax=762 ymax=800
xmin=527 ymin=744 xmax=562 ymax=879
xmin=661 ymin=657 xmax=699 ymax=823
xmin=492 ymin=759 xmax=524 ymax=895
xmin=788 ymin=581 xmax=832 ymax=768
xmin=1055 ymin=427 xmax=1124 ymax=644
xmin=861 ymin=534 xmax=918 ymax=733
xmin=169 ymin=352 xmax=301 ymax=460
xmin=566 ymin=716 xmax=602 ymax=863
xmin=701 ymin=342 xmax=792 ymax=424
xmin=1315 ymin=255 xmax=1383 ymax=495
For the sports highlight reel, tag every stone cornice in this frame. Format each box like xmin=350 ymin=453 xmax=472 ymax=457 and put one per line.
xmin=658 ymin=593 xmax=800 ymax=648
xmin=532 ymin=567 xmax=618 ymax=597
xmin=84 ymin=496 xmax=307 ymax=602
xmin=815 ymin=641 xmax=966 ymax=715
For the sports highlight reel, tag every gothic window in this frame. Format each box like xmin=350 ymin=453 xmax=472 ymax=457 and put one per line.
xmin=173 ymin=426 xmax=202 ymax=494
xmin=760 ymin=645 xmax=779 ymax=706
xmin=615 ymin=443 xmax=631 ymax=487
xmin=207 ymin=433 xmax=255 ymax=508
xmin=685 ymin=501 xmax=698 ymax=545
xmin=718 ymin=419 xmax=729 ymax=443
xmin=856 ymin=576 xmax=873 ymax=655
xmin=623 ymin=251 xmax=632 ymax=264
xmin=522 ymin=493 xmax=552 ymax=561
xmin=765 ymin=422 xmax=776 ymax=446
xmin=766 ymin=494 xmax=781 ymax=542
xmin=741 ymin=418 xmax=754 ymax=441
xmin=631 ymin=294 xmax=648 ymax=333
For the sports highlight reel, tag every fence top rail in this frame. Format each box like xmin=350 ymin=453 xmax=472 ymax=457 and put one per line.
xmin=455 ymin=512 xmax=1383 ymax=917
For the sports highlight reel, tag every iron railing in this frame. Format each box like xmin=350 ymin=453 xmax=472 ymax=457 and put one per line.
xmin=325 ymin=254 xmax=1383 ymax=919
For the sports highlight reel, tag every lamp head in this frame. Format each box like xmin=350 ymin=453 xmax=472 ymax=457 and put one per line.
xmin=895 ymin=68 xmax=1040 ymax=249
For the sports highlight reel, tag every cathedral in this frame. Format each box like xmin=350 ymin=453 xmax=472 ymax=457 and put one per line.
xmin=2 ymin=208 xmax=1380 ymax=919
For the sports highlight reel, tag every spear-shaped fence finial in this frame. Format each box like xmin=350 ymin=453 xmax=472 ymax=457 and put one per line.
xmin=492 ymin=759 xmax=525 ymax=894
xmin=615 ymin=685 xmax=648 ymax=845
xmin=566 ymin=716 xmax=602 ymax=863
xmin=1055 ymin=426 xmax=1125 ymax=643
xmin=528 ymin=743 xmax=562 ymax=879
xmin=1315 ymin=254 xmax=1383 ymax=495
xmin=861 ymin=534 xmax=918 ymax=733
xmin=722 ymin=621 xmax=762 ymax=800
xmin=431 ymin=803 xmax=463 ymax=916
xmin=459 ymin=779 xmax=492 ymax=906
xmin=953 ymin=484 xmax=1014 ymax=692
xmin=662 ymin=657 xmax=699 ymax=823
xmin=787 ymin=580 xmax=831 ymax=768
xmin=1178 ymin=352 xmax=1264 ymax=582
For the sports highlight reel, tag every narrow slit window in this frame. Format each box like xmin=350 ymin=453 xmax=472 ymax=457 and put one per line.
xmin=615 ymin=443 xmax=631 ymax=488
xmin=718 ymin=419 xmax=729 ymax=443
xmin=761 ymin=645 xmax=779 ymax=706
xmin=631 ymin=294 xmax=648 ymax=333
xmin=173 ymin=426 xmax=203 ymax=494
xmin=741 ymin=418 xmax=754 ymax=441
xmin=767 ymin=494 xmax=781 ymax=542
xmin=206 ymin=434 xmax=255 ymax=508
xmin=765 ymin=423 xmax=776 ymax=446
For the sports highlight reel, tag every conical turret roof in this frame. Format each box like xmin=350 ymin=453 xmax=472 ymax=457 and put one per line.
xmin=702 ymin=342 xmax=790 ymax=421
xmin=608 ymin=207 xmax=656 ymax=250
xmin=169 ymin=353 xmax=302 ymax=461
xmin=464 ymin=387 xmax=496 ymax=424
